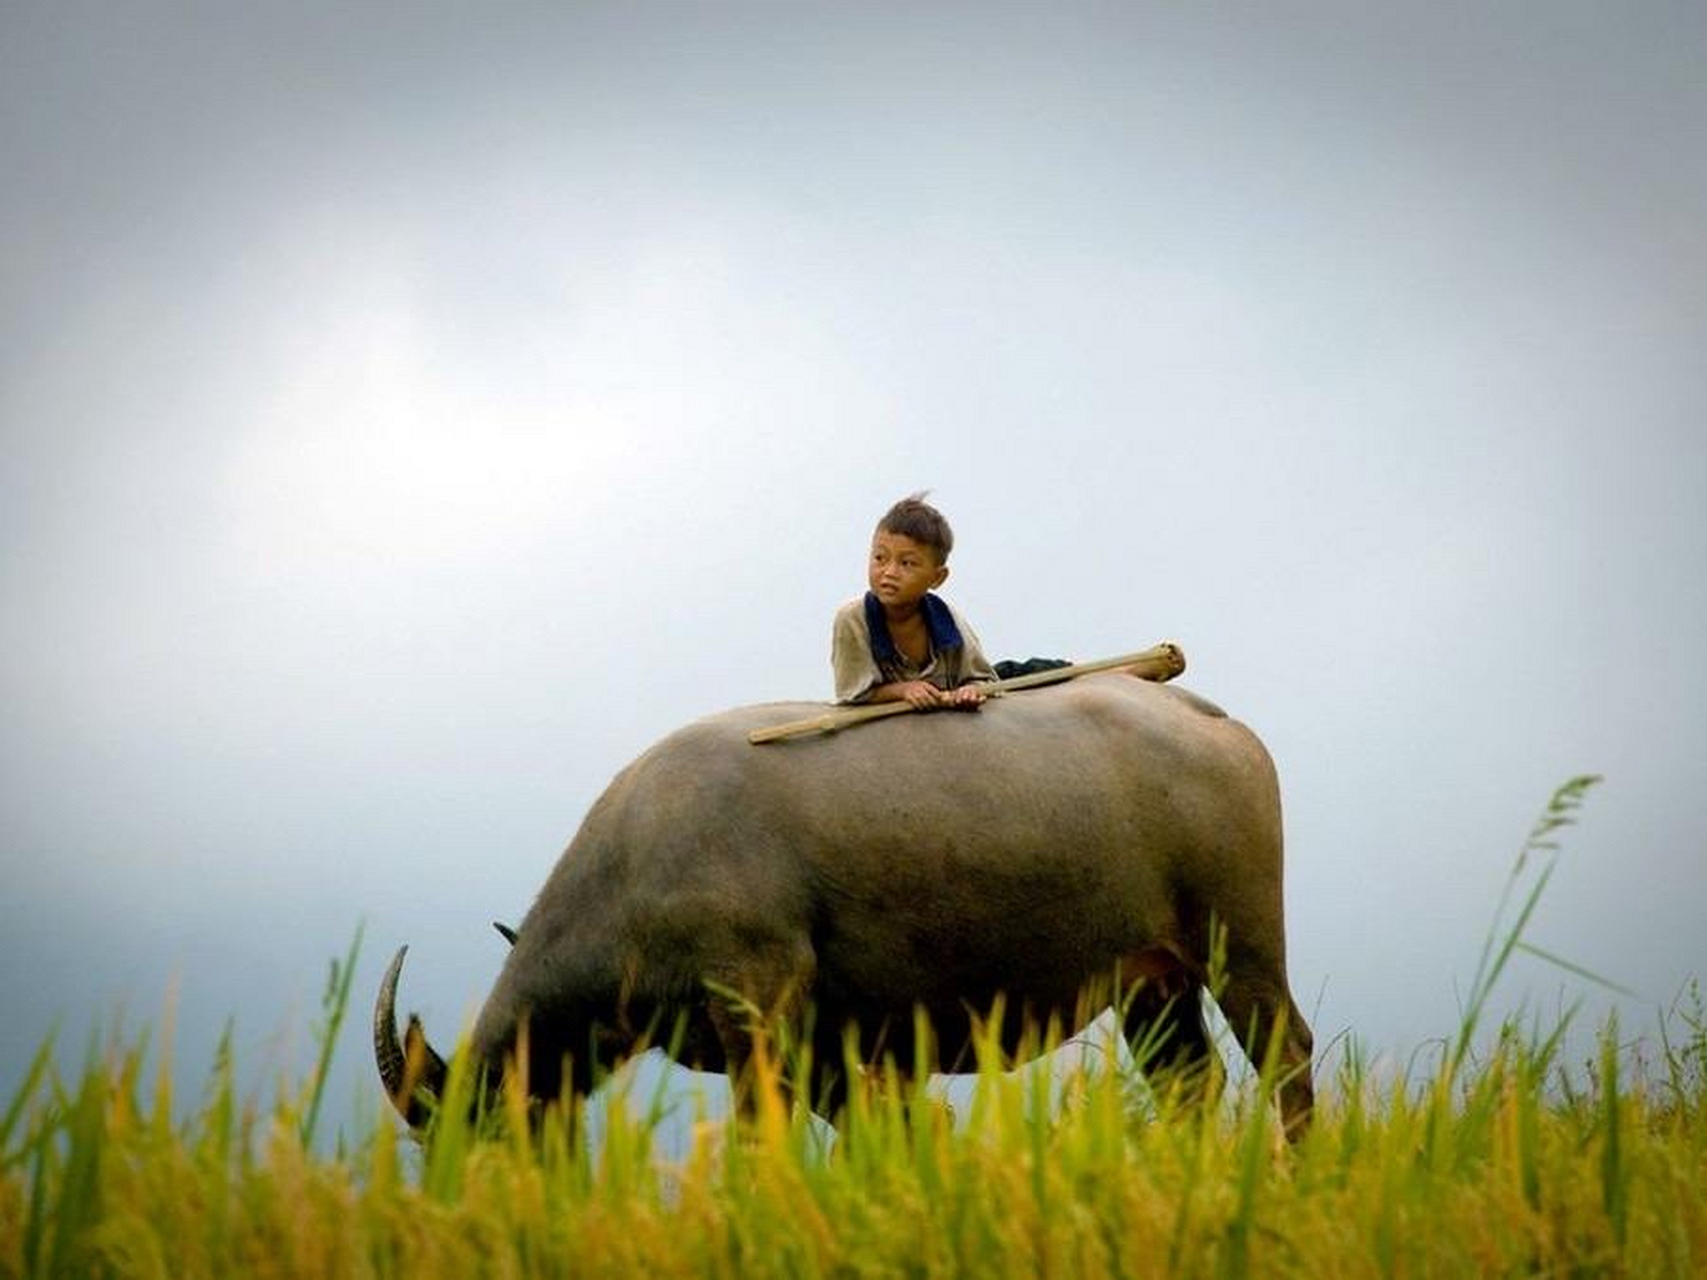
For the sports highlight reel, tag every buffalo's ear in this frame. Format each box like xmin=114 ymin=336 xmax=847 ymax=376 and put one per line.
xmin=493 ymin=921 xmax=519 ymax=946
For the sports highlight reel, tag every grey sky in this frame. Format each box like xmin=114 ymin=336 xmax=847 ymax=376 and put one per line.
xmin=3 ymin=2 xmax=1703 ymax=1129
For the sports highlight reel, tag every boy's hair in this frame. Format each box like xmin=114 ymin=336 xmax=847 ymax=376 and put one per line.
xmin=876 ymin=492 xmax=954 ymax=563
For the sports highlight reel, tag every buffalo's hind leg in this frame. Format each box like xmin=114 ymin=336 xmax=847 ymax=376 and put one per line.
xmin=1214 ymin=953 xmax=1314 ymax=1139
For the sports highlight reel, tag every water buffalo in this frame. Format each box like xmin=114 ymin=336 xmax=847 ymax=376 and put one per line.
xmin=374 ymin=671 xmax=1313 ymax=1132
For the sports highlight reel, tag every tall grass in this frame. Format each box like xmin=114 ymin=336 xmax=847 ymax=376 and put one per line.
xmin=4 ymin=780 xmax=1703 ymax=1278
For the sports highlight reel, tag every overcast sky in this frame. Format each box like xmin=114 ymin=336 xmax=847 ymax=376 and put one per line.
xmin=3 ymin=2 xmax=1703 ymax=1134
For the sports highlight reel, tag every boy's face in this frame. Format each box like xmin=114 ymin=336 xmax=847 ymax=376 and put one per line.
xmin=868 ymin=530 xmax=948 ymax=609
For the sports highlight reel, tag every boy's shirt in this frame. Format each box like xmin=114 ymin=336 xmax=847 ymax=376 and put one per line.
xmin=831 ymin=592 xmax=998 ymax=704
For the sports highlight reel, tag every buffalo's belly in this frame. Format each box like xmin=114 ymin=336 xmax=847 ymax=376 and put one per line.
xmin=813 ymin=894 xmax=1152 ymax=1018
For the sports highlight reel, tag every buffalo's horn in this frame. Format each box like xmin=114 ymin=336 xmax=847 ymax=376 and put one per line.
xmin=493 ymin=921 xmax=518 ymax=946
xmin=373 ymin=944 xmax=447 ymax=1126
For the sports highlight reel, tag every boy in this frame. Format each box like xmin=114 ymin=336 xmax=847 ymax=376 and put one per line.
xmin=832 ymin=494 xmax=998 ymax=708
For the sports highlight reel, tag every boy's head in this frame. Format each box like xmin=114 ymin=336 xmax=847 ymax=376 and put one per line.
xmin=874 ymin=492 xmax=954 ymax=565
xmin=868 ymin=493 xmax=953 ymax=607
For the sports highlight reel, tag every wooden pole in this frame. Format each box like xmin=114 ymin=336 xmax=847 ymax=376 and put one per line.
xmin=747 ymin=642 xmax=1186 ymax=744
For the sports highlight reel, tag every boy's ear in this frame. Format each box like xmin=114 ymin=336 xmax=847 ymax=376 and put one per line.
xmin=931 ymin=563 xmax=950 ymax=589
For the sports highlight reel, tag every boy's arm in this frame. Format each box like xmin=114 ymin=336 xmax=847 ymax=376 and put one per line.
xmin=951 ymin=607 xmax=999 ymax=685
xmin=831 ymin=600 xmax=885 ymax=704
xmin=932 ymin=606 xmax=994 ymax=708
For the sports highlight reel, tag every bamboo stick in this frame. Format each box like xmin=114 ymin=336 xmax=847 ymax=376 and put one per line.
xmin=747 ymin=642 xmax=1185 ymax=744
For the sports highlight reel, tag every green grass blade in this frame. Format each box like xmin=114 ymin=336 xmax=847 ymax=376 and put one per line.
xmin=299 ymin=921 xmax=363 ymax=1149
xmin=0 ymin=1032 xmax=55 ymax=1167
xmin=1514 ymin=941 xmax=1637 ymax=996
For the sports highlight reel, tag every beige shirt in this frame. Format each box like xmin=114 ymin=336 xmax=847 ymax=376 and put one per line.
xmin=831 ymin=594 xmax=998 ymax=704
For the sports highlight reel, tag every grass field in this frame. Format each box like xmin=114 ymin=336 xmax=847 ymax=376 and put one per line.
xmin=4 ymin=778 xmax=1703 ymax=1278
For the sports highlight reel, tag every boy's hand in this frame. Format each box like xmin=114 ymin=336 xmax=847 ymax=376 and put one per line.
xmin=875 ymin=681 xmax=986 ymax=711
xmin=895 ymin=680 xmax=944 ymax=709
xmin=944 ymin=684 xmax=987 ymax=710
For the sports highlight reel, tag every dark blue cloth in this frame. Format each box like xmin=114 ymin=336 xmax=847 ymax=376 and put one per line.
xmin=862 ymin=590 xmax=964 ymax=668
xmin=992 ymin=657 xmax=1072 ymax=680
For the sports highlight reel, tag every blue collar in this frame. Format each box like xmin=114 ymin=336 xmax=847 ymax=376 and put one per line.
xmin=863 ymin=591 xmax=964 ymax=667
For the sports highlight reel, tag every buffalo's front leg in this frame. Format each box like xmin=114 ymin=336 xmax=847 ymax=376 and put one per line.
xmin=704 ymin=937 xmax=817 ymax=1118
